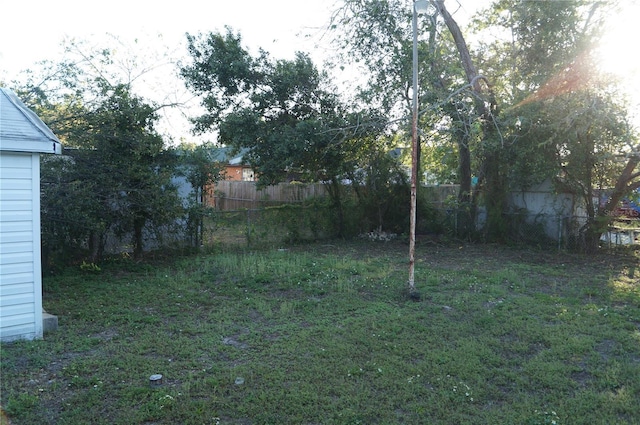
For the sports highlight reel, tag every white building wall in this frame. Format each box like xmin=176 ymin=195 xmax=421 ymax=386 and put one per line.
xmin=507 ymin=179 xmax=579 ymax=240
xmin=0 ymin=152 xmax=43 ymax=341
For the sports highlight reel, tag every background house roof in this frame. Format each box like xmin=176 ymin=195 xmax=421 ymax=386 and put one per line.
xmin=211 ymin=147 xmax=249 ymax=166
xmin=0 ymin=88 xmax=62 ymax=154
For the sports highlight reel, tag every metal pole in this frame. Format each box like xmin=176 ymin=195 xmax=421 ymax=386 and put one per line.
xmin=408 ymin=1 xmax=419 ymax=293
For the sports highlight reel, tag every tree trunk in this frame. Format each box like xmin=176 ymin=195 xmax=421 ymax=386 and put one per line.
xmin=133 ymin=216 xmax=146 ymax=259
xmin=583 ymin=223 xmax=605 ymax=254
xmin=431 ymin=0 xmax=494 ymax=239
xmin=584 ymin=157 xmax=640 ymax=252
xmin=325 ymin=177 xmax=345 ymax=237
xmin=483 ymin=151 xmax=507 ymax=242
xmin=601 ymin=158 xmax=640 ymax=218
xmin=89 ymin=231 xmax=104 ymax=262
xmin=456 ymin=137 xmax=475 ymax=238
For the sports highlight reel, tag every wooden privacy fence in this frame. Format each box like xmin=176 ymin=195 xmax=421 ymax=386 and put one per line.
xmin=208 ymin=182 xmax=462 ymax=211
xmin=209 ymin=181 xmax=328 ymax=210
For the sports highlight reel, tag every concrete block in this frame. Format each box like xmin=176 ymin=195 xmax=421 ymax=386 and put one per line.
xmin=42 ymin=310 xmax=58 ymax=333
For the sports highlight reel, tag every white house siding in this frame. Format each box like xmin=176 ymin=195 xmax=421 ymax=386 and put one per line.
xmin=0 ymin=151 xmax=43 ymax=341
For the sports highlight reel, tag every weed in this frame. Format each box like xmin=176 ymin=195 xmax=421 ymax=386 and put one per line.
xmin=79 ymin=261 xmax=101 ymax=273
xmin=4 ymin=393 xmax=38 ymax=417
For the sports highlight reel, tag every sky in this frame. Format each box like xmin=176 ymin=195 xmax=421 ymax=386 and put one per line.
xmin=0 ymin=0 xmax=340 ymax=73
xmin=0 ymin=0 xmax=482 ymax=142
xmin=0 ymin=0 xmax=481 ymax=73
xmin=1 ymin=0 xmax=639 ymax=141
xmin=0 ymin=0 xmax=349 ymax=142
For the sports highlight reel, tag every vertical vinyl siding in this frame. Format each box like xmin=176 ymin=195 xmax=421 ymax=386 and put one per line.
xmin=0 ymin=152 xmax=43 ymax=341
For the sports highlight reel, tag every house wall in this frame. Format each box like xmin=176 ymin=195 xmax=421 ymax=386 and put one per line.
xmin=203 ymin=165 xmax=255 ymax=208
xmin=225 ymin=165 xmax=244 ymax=181
xmin=507 ymin=180 xmax=579 ymax=240
xmin=508 ymin=180 xmax=576 ymax=216
xmin=0 ymin=152 xmax=43 ymax=341
xmin=225 ymin=165 xmax=254 ymax=182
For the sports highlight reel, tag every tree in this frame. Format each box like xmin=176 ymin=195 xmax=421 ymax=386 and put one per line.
xmin=183 ymin=29 xmax=355 ymax=183
xmin=174 ymin=141 xmax=225 ymax=247
xmin=78 ymin=84 xmax=182 ymax=258
xmin=329 ymin=0 xmax=490 ymax=237
xmin=331 ymin=0 xmax=639 ymax=250
xmin=180 ymin=28 xmax=388 ymax=235
xmin=513 ymin=83 xmax=638 ymax=251
xmin=473 ymin=0 xmax=639 ymax=250
xmin=350 ymin=141 xmax=411 ymax=233
xmin=40 ymin=152 xmax=104 ymax=267
xmin=43 ymin=84 xmax=181 ymax=259
xmin=14 ymin=41 xmax=185 ymax=262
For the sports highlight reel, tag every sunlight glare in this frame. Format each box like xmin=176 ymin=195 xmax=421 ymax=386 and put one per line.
xmin=596 ymin=3 xmax=640 ymax=109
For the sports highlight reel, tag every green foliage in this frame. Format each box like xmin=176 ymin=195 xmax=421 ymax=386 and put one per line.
xmin=174 ymin=142 xmax=225 ymax=247
xmin=415 ymin=188 xmax=447 ymax=235
xmin=4 ymin=393 xmax=39 ymax=417
xmin=331 ymin=0 xmax=457 ymax=115
xmin=330 ymin=0 xmax=464 ymax=181
xmin=331 ymin=0 xmax=485 ymax=241
xmin=181 ymin=28 xmax=262 ymax=130
xmin=470 ymin=0 xmax=639 ymax=247
xmin=79 ymin=261 xmax=102 ymax=273
xmin=473 ymin=0 xmax=606 ymax=104
xmin=175 ymin=142 xmax=224 ymax=200
xmin=244 ymin=201 xmax=338 ymax=247
xmin=181 ymin=29 xmax=390 ymax=185
xmin=473 ymin=0 xmax=618 ymax=189
xmin=332 ymin=0 xmax=638 ymax=248
xmin=349 ymin=146 xmax=411 ymax=233
xmin=83 ymin=85 xmax=182 ymax=258
xmin=422 ymin=137 xmax=459 ymax=184
xmin=14 ymin=47 xmax=187 ymax=265
xmin=507 ymin=84 xmax=637 ymax=251
xmin=181 ymin=24 xmax=452 ymax=242
xmin=60 ymin=85 xmax=182 ymax=260
xmin=208 ymin=186 xmax=444 ymax=247
xmin=40 ymin=154 xmax=104 ymax=269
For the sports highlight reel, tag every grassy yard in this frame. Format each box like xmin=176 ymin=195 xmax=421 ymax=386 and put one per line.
xmin=1 ymin=241 xmax=639 ymax=424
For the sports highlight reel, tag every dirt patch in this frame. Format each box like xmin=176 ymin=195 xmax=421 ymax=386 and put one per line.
xmin=571 ymin=368 xmax=593 ymax=387
xmin=89 ymin=328 xmax=118 ymax=342
xmin=222 ymin=336 xmax=249 ymax=350
xmin=595 ymin=339 xmax=618 ymax=361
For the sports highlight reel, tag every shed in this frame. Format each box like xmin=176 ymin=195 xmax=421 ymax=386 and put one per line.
xmin=0 ymin=88 xmax=62 ymax=341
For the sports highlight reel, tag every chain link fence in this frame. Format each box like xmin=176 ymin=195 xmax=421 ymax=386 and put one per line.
xmin=203 ymin=204 xmax=338 ymax=248
xmin=433 ymin=207 xmax=639 ymax=250
xmin=201 ymin=205 xmax=640 ymax=251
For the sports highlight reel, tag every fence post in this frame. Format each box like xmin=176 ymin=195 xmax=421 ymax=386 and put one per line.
xmin=557 ymin=216 xmax=561 ymax=251
xmin=246 ymin=209 xmax=250 ymax=246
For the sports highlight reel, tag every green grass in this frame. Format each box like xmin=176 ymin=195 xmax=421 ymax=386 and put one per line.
xmin=1 ymin=242 xmax=640 ymax=424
